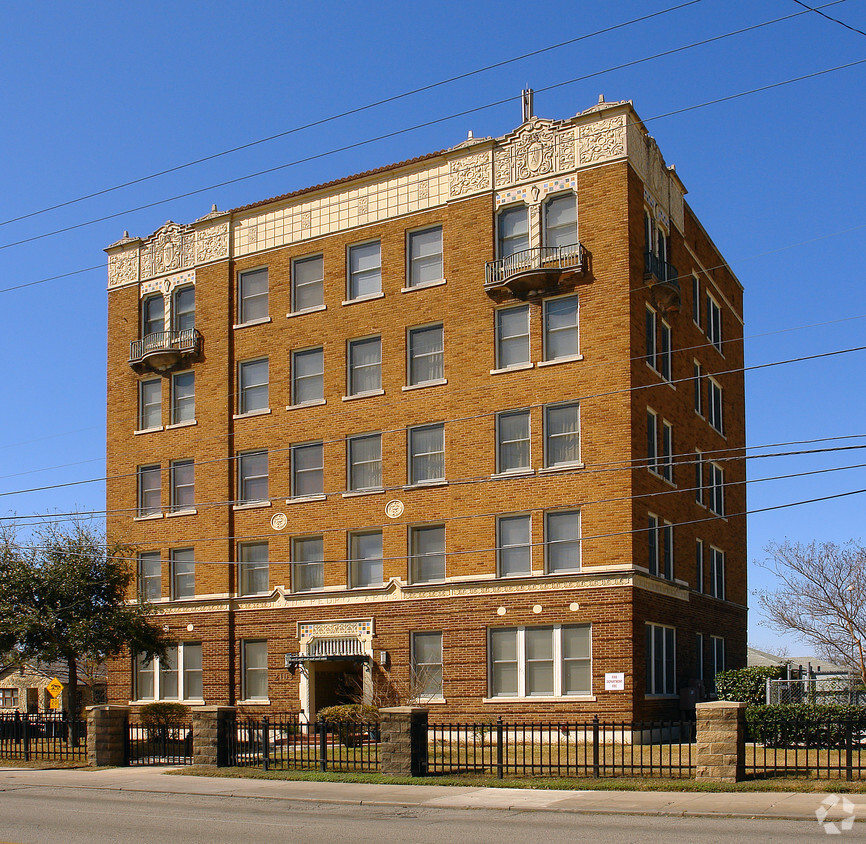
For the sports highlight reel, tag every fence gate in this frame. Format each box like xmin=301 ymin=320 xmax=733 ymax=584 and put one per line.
xmin=127 ymin=720 xmax=193 ymax=766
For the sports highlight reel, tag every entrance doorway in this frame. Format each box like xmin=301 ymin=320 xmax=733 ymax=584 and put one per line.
xmin=311 ymin=659 xmax=364 ymax=716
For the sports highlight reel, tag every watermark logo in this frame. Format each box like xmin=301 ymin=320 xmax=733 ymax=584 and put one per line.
xmin=816 ymin=794 xmax=856 ymax=835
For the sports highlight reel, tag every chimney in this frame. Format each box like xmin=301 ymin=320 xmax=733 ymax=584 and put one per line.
xmin=521 ymin=88 xmax=534 ymax=123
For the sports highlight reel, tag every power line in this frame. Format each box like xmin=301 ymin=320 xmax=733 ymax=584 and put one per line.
xmin=792 ymin=0 xmax=866 ymax=38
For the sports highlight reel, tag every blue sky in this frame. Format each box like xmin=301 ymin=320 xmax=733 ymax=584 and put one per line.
xmin=1 ymin=0 xmax=865 ymax=655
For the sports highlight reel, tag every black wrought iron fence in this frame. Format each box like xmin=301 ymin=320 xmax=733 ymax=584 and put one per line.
xmin=427 ymin=716 xmax=695 ymax=779
xmin=0 ymin=713 xmax=87 ymax=762
xmin=127 ymin=720 xmax=193 ymax=766
xmin=227 ymin=716 xmax=379 ymax=772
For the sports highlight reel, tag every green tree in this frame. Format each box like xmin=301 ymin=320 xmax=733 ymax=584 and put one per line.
xmin=0 ymin=521 xmax=169 ymax=721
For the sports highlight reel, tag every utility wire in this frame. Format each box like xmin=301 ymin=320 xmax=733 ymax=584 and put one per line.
xmin=792 ymin=0 xmax=866 ymax=38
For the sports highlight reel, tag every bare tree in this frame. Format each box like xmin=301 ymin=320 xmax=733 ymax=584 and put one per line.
xmin=758 ymin=540 xmax=866 ymax=685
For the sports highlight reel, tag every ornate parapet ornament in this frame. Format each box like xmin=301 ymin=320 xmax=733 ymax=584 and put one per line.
xmin=493 ymin=119 xmax=576 ymax=190
xmin=448 ymin=149 xmax=492 ymax=198
xmin=139 ymin=222 xmax=196 ymax=281
xmin=194 ymin=220 xmax=229 ymax=264
xmin=577 ymin=114 xmax=627 ymax=166
xmin=107 ymin=246 xmax=139 ymax=289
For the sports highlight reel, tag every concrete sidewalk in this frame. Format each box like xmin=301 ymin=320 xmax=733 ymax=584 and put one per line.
xmin=0 ymin=765 xmax=862 ymax=822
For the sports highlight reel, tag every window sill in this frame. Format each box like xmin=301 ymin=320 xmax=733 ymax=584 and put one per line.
xmin=166 ymin=508 xmax=197 ymax=518
xmin=286 ymin=399 xmax=326 ymax=411
xmin=134 ymin=426 xmax=163 ymax=436
xmin=233 ymin=501 xmax=272 ymax=511
xmin=490 ymin=469 xmax=534 ymax=480
xmin=537 ymin=354 xmax=584 ymax=368
xmin=341 ymin=488 xmax=385 ymax=498
xmin=490 ymin=362 xmax=533 ymax=375
xmin=482 ymin=695 xmax=596 ymax=703
xmin=342 ymin=390 xmax=384 ymax=402
xmin=644 ymin=694 xmax=680 ymax=700
xmin=538 ymin=463 xmax=585 ymax=474
xmin=237 ymin=699 xmax=271 ymax=706
xmin=233 ymin=317 xmax=272 ymax=330
xmin=134 ymin=513 xmax=163 ymax=521
xmin=342 ymin=291 xmax=384 ymax=306
xmin=286 ymin=494 xmax=327 ymax=504
xmin=287 ymin=304 xmax=326 ymax=319
xmin=402 ymin=379 xmax=447 ymax=392
xmin=403 ymin=480 xmax=447 ymax=490
xmin=348 ymin=583 xmax=385 ymax=590
xmin=233 ymin=408 xmax=272 ymax=420
xmin=166 ymin=420 xmax=197 ymax=430
xmin=129 ymin=699 xmax=206 ymax=706
xmin=410 ymin=697 xmax=447 ymax=704
xmin=400 ymin=278 xmax=446 ymax=293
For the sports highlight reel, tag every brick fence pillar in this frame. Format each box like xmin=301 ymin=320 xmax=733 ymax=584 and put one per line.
xmin=87 ymin=705 xmax=130 ymax=767
xmin=379 ymin=706 xmax=428 ymax=777
xmin=192 ymin=706 xmax=236 ymax=767
xmin=695 ymin=701 xmax=747 ymax=782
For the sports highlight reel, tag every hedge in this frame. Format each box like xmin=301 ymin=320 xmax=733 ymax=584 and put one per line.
xmin=715 ymin=666 xmax=785 ymax=706
xmin=746 ymin=704 xmax=866 ymax=747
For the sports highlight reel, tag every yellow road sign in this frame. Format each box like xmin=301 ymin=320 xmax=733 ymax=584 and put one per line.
xmin=48 ymin=696 xmax=60 ymax=709
xmin=46 ymin=678 xmax=64 ymax=698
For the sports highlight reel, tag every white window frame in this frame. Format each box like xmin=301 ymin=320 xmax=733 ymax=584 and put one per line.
xmin=238 ymin=358 xmax=269 ymax=415
xmin=172 ymin=285 xmax=195 ymax=332
xmin=347 ymin=240 xmax=382 ymax=300
xmin=292 ymin=535 xmax=324 ymax=593
xmin=496 ymin=513 xmax=532 ymax=578
xmin=647 ymin=409 xmax=658 ymax=474
xmin=411 ymin=631 xmax=444 ymax=700
xmin=660 ymin=320 xmax=672 ymax=382
xmin=692 ymin=274 xmax=701 ymax=327
xmin=488 ymin=625 xmax=592 ymax=699
xmin=408 ymin=423 xmax=445 ymax=485
xmin=238 ymin=267 xmax=269 ymax=325
xmin=138 ymin=379 xmax=161 ymax=431
xmin=706 ymin=293 xmax=722 ymax=353
xmin=543 ymin=193 xmax=577 ymax=248
xmin=291 ymin=253 xmax=324 ymax=313
xmin=171 ymin=370 xmax=195 ymax=425
xmin=347 ymin=336 xmax=382 ymax=396
xmin=710 ymin=547 xmax=726 ymax=600
xmin=544 ymin=402 xmax=580 ymax=468
xmin=695 ymin=450 xmax=704 ymax=505
xmin=497 ymin=204 xmax=529 ymax=259
xmin=708 ymin=377 xmax=723 ymax=434
xmin=645 ymin=305 xmax=657 ymax=371
xmin=137 ymin=465 xmax=161 ymax=517
xmin=407 ymin=225 xmax=444 ymax=288
xmin=645 ymin=623 xmax=676 ymax=696
xmin=496 ymin=409 xmax=530 ymax=474
xmin=170 ymin=547 xmax=195 ymax=600
xmin=693 ymin=361 xmax=703 ymax=416
xmin=407 ymin=323 xmax=444 ymax=386
xmin=348 ymin=530 xmax=383 ymax=588
xmin=660 ymin=421 xmax=674 ymax=483
xmin=291 ymin=441 xmax=324 ymax=498
xmin=409 ymin=524 xmax=446 ymax=584
xmin=134 ymin=642 xmax=203 ymax=703
xmin=648 ymin=513 xmax=660 ymax=576
xmin=347 ymin=433 xmax=382 ymax=491
xmin=238 ymin=541 xmax=269 ymax=596
xmin=142 ymin=293 xmax=164 ymax=338
xmin=542 ymin=294 xmax=579 ymax=362
xmin=169 ymin=459 xmax=194 ymax=513
xmin=544 ymin=509 xmax=581 ymax=574
xmin=138 ymin=551 xmax=161 ymax=602
xmin=495 ymin=304 xmax=530 ymax=370
xmin=241 ymin=639 xmax=268 ymax=701
xmin=710 ymin=635 xmax=726 ymax=691
xmin=291 ymin=346 xmax=324 ymax=406
xmin=709 ymin=462 xmax=725 ymax=516
xmin=237 ymin=450 xmax=268 ymax=504
xmin=695 ymin=539 xmax=704 ymax=593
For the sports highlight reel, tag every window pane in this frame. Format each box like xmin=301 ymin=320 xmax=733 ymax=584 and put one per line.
xmin=139 ymin=379 xmax=161 ymax=430
xmin=497 ymin=410 xmax=529 ymax=473
xmin=173 ymin=286 xmax=195 ymax=332
xmin=239 ymin=359 xmax=269 ymax=414
xmin=239 ymin=268 xmax=268 ymax=323
xmin=349 ymin=434 xmax=382 ymax=490
xmin=498 ymin=514 xmax=531 ymax=577
xmin=136 ymin=654 xmax=155 ymax=700
xmin=544 ymin=195 xmax=577 ymax=248
xmin=160 ymin=646 xmax=179 ymax=700
xmin=496 ymin=306 xmax=529 ymax=368
xmin=139 ymin=552 xmax=161 ymax=601
xmin=170 ymin=460 xmax=194 ymax=511
xmin=498 ymin=206 xmax=529 ymax=258
xmin=349 ymin=337 xmax=381 ymax=394
xmin=410 ymin=525 xmax=445 ymax=583
xmin=243 ymin=640 xmax=268 ymax=700
xmin=545 ymin=404 xmax=580 ymax=466
xmin=171 ymin=371 xmax=195 ymax=424
xmin=544 ymin=296 xmax=578 ymax=360
xmin=239 ymin=451 xmax=268 ymax=503
xmin=171 ymin=548 xmax=195 ymax=599
xmin=547 ymin=511 xmax=580 ymax=573
xmin=239 ymin=542 xmax=268 ymax=595
xmin=292 ymin=255 xmax=324 ymax=311
xmin=143 ymin=295 xmax=164 ymax=337
xmin=182 ymin=643 xmax=202 ymax=700
xmin=292 ymin=442 xmax=324 ymax=497
xmin=292 ymin=348 xmax=324 ymax=404
xmin=350 ymin=532 xmax=383 ymax=587
xmin=412 ymin=631 xmax=443 ymax=698
xmin=408 ymin=324 xmax=444 ymax=384
xmin=409 ymin=227 xmax=443 ymax=287
xmin=293 ymin=536 xmax=324 ymax=592
xmin=348 ymin=241 xmax=381 ymax=299
xmin=138 ymin=466 xmax=161 ymax=516
xmin=490 ymin=629 xmax=518 ymax=696
xmin=409 ymin=424 xmax=445 ymax=484
xmin=525 ymin=627 xmax=554 ymax=696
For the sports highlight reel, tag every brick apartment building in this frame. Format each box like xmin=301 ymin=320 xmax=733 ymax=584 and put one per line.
xmin=104 ymin=94 xmax=745 ymax=721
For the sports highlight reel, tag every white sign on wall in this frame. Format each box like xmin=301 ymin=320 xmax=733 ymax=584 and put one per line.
xmin=605 ymin=672 xmax=625 ymax=691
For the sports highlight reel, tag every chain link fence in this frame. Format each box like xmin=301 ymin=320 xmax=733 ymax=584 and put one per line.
xmin=767 ymin=677 xmax=866 ymax=706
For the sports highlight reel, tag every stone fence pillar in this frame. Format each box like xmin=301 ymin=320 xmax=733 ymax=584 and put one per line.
xmin=695 ymin=701 xmax=747 ymax=782
xmin=379 ymin=706 xmax=428 ymax=777
xmin=192 ymin=706 xmax=236 ymax=767
xmin=87 ymin=705 xmax=130 ymax=767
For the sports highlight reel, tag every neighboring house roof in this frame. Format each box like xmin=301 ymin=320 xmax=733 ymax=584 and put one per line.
xmin=747 ymin=647 xmax=853 ymax=675
xmin=0 ymin=660 xmax=106 ymax=685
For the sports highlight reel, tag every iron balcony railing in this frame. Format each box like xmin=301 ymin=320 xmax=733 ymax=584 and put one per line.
xmin=485 ymin=243 xmax=584 ymax=288
xmin=129 ymin=328 xmax=203 ymax=367
xmin=644 ymin=251 xmax=679 ymax=288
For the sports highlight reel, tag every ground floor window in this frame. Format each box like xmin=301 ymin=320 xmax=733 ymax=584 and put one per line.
xmin=488 ymin=625 xmax=591 ymax=698
xmin=0 ymin=689 xmax=18 ymax=707
xmin=645 ymin=624 xmax=676 ymax=695
xmin=411 ymin=631 xmax=443 ymax=699
xmin=134 ymin=642 xmax=202 ymax=701
xmin=242 ymin=639 xmax=268 ymax=701
xmin=710 ymin=635 xmax=725 ymax=694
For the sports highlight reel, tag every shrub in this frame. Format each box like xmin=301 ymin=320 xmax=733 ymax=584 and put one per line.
xmin=317 ymin=704 xmax=379 ymax=747
xmin=746 ymin=703 xmax=866 ymax=747
xmin=139 ymin=702 xmax=191 ymax=741
xmin=715 ymin=666 xmax=785 ymax=706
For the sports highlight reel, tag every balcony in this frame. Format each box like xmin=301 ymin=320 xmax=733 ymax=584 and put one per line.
xmin=129 ymin=329 xmax=203 ymax=375
xmin=644 ymin=252 xmax=681 ymax=314
xmin=485 ymin=243 xmax=585 ymax=298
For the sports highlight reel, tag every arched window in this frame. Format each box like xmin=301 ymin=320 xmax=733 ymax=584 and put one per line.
xmin=173 ymin=286 xmax=195 ymax=332
xmin=142 ymin=294 xmax=164 ymax=338
xmin=543 ymin=194 xmax=576 ymax=248
xmin=497 ymin=205 xmax=529 ymax=259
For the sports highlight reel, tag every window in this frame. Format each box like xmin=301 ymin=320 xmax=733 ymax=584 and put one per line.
xmin=142 ymin=294 xmax=164 ymax=338
xmin=496 ymin=410 xmax=530 ymax=474
xmin=645 ymin=624 xmax=676 ymax=695
xmin=411 ymin=632 xmax=443 ymax=699
xmin=238 ymin=358 xmax=269 ymax=414
xmin=696 ymin=632 xmax=704 ymax=683
xmin=644 ymin=210 xmax=653 ymax=255
xmin=497 ymin=514 xmax=531 ymax=577
xmin=708 ymin=378 xmax=723 ymax=434
xmin=661 ymin=421 xmax=673 ymax=483
xmin=348 ymin=433 xmax=382 ymax=491
xmin=498 ymin=205 xmax=529 ymax=258
xmin=171 ymin=548 xmax=195 ymax=599
xmin=706 ymin=294 xmax=722 ymax=352
xmin=291 ymin=441 xmax=324 ymax=498
xmin=139 ymin=379 xmax=161 ymax=430
xmin=647 ymin=516 xmax=673 ymax=579
xmin=407 ymin=324 xmax=444 ymax=385
xmin=710 ymin=547 xmax=726 ymax=599
xmin=238 ymin=267 xmax=268 ymax=324
xmin=657 ymin=228 xmax=669 ymax=264
xmin=710 ymin=636 xmax=725 ymax=692
xmin=408 ymin=424 xmax=445 ymax=484
xmin=292 ymin=536 xmax=324 ymax=592
xmin=0 ymin=689 xmax=18 ymax=708
xmin=546 ymin=510 xmax=580 ymax=573
xmin=709 ymin=462 xmax=725 ymax=516
xmin=489 ymin=625 xmax=591 ymax=698
xmin=239 ymin=542 xmax=268 ymax=595
xmin=647 ymin=410 xmax=658 ymax=472
xmin=242 ymin=640 xmax=268 ymax=701
xmin=135 ymin=642 xmax=202 ymax=701
xmin=645 ymin=306 xmax=657 ymax=369
xmin=138 ymin=551 xmax=161 ymax=601
xmin=173 ymin=286 xmax=195 ymax=332
xmin=695 ymin=450 xmax=704 ymax=505
xmin=171 ymin=371 xmax=195 ymax=424
xmin=648 ymin=515 xmax=659 ymax=575
xmin=495 ymin=305 xmax=530 ymax=369
xmin=693 ymin=361 xmax=703 ymax=415
xmin=544 ymin=194 xmax=577 ymax=247
xmin=410 ymin=525 xmax=445 ymax=583
xmin=695 ymin=539 xmax=704 ymax=592
xmin=238 ymin=450 xmax=268 ymax=504
xmin=692 ymin=275 xmax=701 ymax=326
xmin=543 ymin=295 xmax=579 ymax=361
xmin=170 ymin=459 xmax=194 ymax=512
xmin=292 ymin=254 xmax=324 ymax=312
xmin=660 ymin=321 xmax=671 ymax=381
xmin=291 ymin=347 xmax=324 ymax=405
xmin=544 ymin=403 xmax=580 ymax=467
xmin=347 ymin=241 xmax=381 ymax=299
xmin=663 ymin=521 xmax=674 ymax=581
xmin=408 ymin=226 xmax=443 ymax=287
xmin=137 ymin=465 xmax=161 ymax=516
xmin=349 ymin=531 xmax=383 ymax=588
xmin=347 ymin=337 xmax=381 ymax=395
